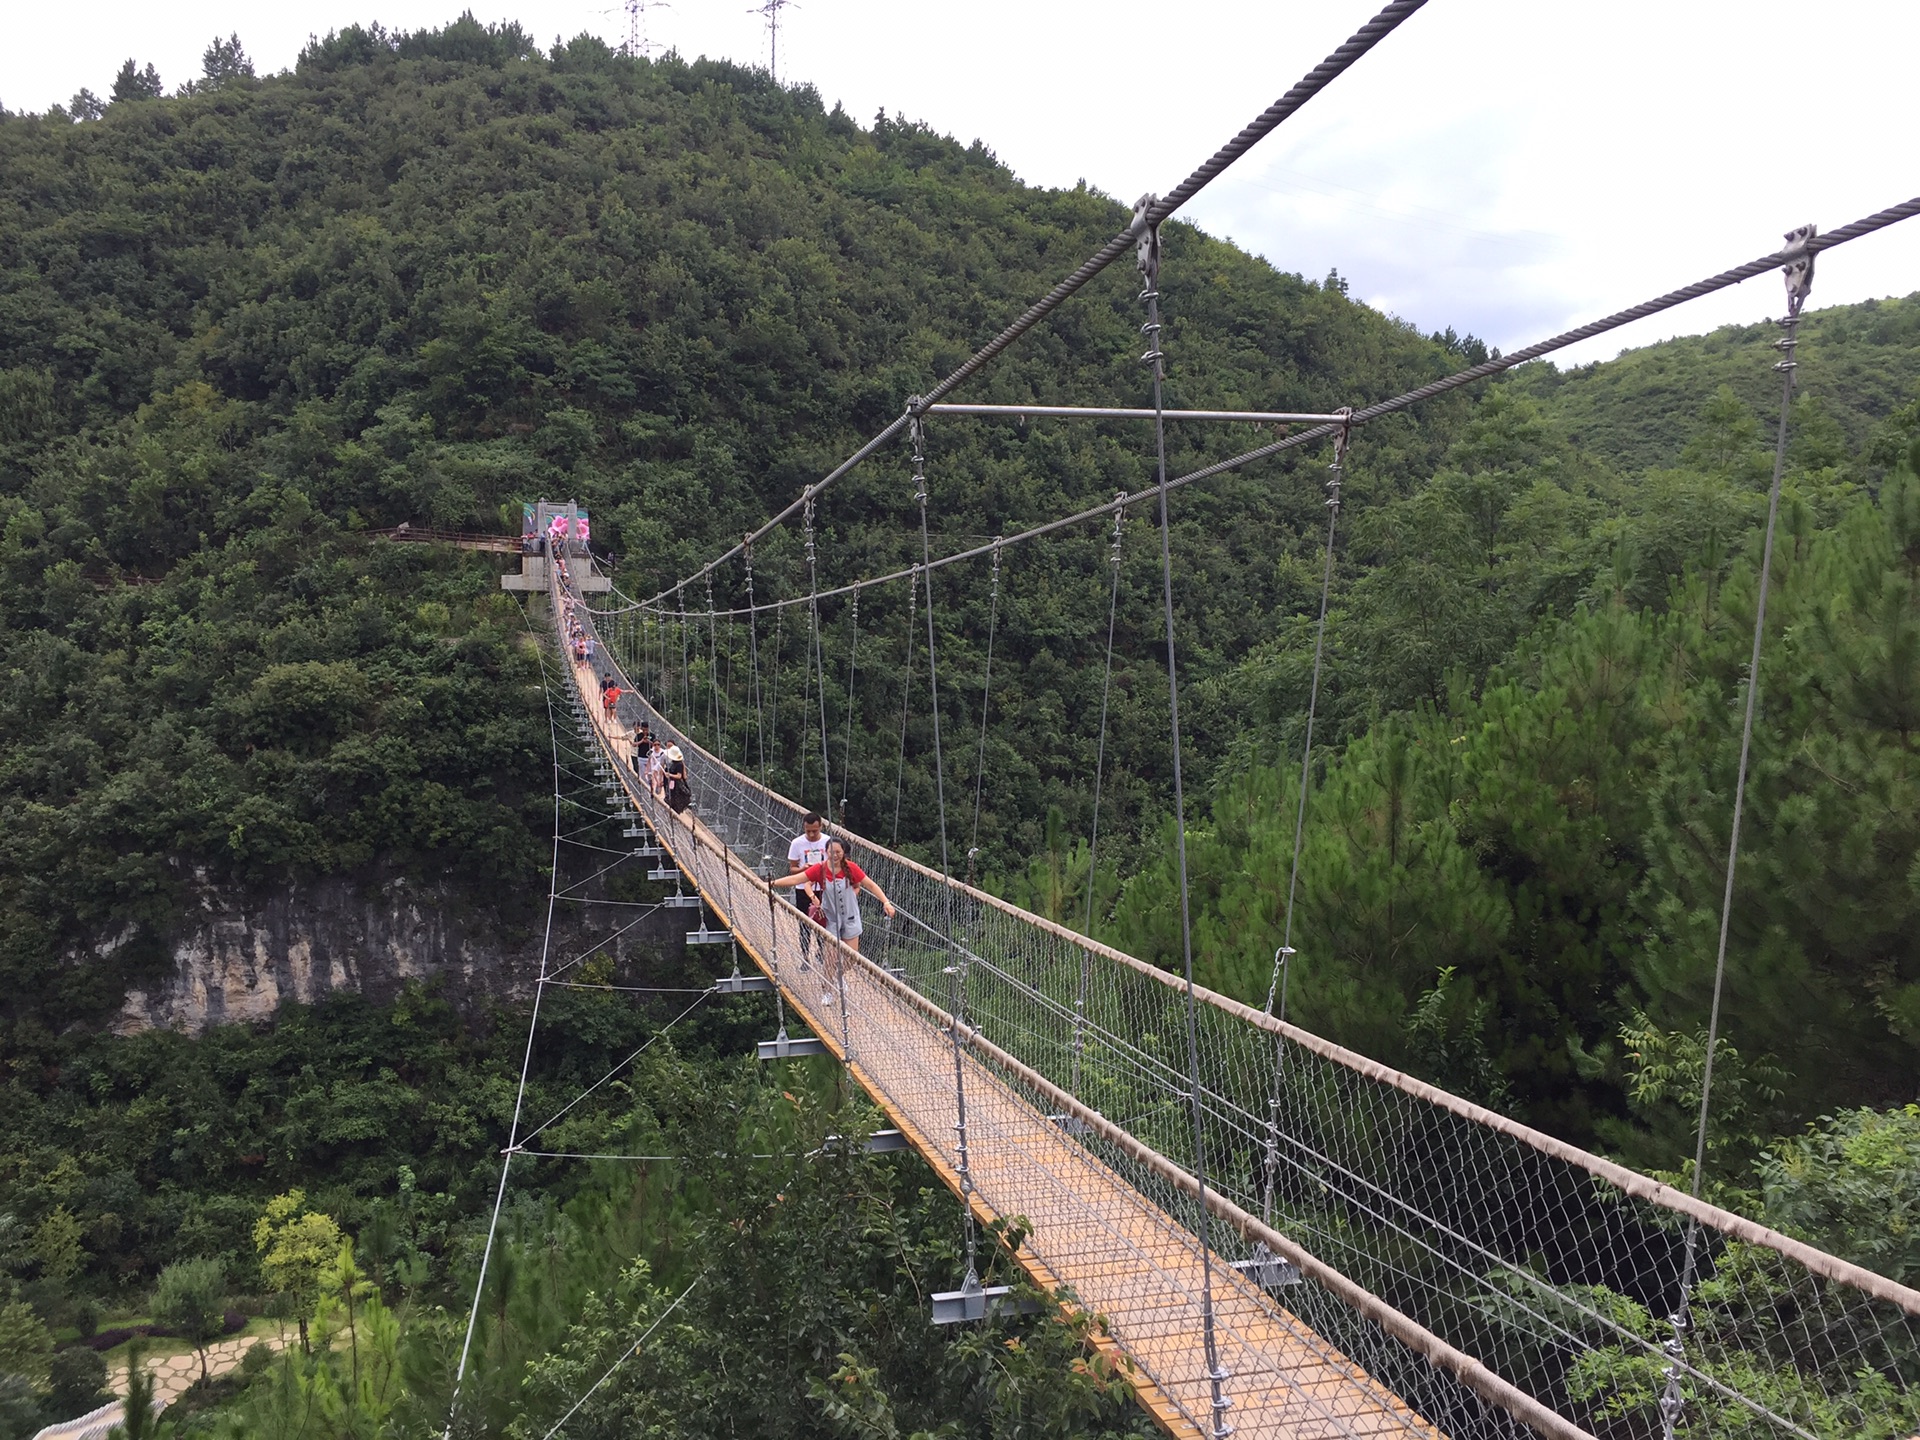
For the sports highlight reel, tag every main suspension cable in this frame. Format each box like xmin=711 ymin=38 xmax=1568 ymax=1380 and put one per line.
xmin=633 ymin=0 xmax=1431 ymax=607
xmin=615 ymin=192 xmax=1920 ymax=628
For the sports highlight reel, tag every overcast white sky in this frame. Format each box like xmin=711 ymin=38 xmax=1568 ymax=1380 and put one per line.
xmin=6 ymin=1 xmax=1917 ymax=365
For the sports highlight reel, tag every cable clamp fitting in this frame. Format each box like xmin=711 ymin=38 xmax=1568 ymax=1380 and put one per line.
xmin=1775 ymin=219 xmax=1817 ymax=353
xmin=907 ymin=401 xmax=930 ymax=504
xmin=1327 ymin=408 xmax=1355 ymax=514
xmin=1779 ymin=222 xmax=1816 ymax=306
xmin=1132 ymin=192 xmax=1161 ymax=289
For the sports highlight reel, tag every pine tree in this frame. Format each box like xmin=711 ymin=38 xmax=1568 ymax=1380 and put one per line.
xmin=109 ymin=60 xmax=163 ymax=102
xmin=200 ymin=34 xmax=254 ymax=87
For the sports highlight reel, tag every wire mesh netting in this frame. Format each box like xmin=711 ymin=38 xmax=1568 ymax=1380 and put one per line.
xmin=560 ymin=576 xmax=1920 ymax=1440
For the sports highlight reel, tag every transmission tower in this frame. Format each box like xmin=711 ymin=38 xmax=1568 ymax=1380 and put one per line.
xmin=748 ymin=0 xmax=793 ymax=80
xmin=625 ymin=0 xmax=668 ymax=58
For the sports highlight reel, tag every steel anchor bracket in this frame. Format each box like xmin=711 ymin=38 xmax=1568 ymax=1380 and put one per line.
xmin=757 ymin=1033 xmax=829 ymax=1060
xmin=1231 ymin=1242 xmax=1302 ymax=1290
xmin=931 ymin=1272 xmax=1045 ymax=1325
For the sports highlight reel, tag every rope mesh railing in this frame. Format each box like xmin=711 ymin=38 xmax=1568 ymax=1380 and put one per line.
xmin=567 ymin=576 xmax=1920 ymax=1440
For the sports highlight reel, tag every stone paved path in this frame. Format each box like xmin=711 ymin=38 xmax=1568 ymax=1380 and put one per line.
xmin=37 ymin=1331 xmax=294 ymax=1440
xmin=108 ymin=1330 xmax=289 ymax=1406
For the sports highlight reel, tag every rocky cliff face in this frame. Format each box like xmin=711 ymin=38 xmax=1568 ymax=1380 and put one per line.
xmin=111 ymin=870 xmax=678 ymax=1034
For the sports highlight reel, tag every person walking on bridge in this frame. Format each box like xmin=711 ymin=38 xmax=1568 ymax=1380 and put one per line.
xmin=770 ymin=837 xmax=893 ymax=1002
xmin=786 ymin=812 xmax=830 ymax=967
xmin=661 ymin=744 xmax=692 ymax=823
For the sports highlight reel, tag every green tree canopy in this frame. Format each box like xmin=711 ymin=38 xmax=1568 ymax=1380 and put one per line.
xmin=151 ymin=1257 xmax=226 ymax=1383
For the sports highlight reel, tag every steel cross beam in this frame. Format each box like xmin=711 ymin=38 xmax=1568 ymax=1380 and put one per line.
xmin=925 ymin=403 xmax=1344 ymax=424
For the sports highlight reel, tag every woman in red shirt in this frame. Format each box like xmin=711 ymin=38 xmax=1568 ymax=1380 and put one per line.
xmin=769 ymin=837 xmax=894 ymax=958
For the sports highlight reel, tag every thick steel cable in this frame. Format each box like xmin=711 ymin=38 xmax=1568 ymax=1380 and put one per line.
xmin=624 ymin=192 xmax=1920 ymax=628
xmin=633 ymin=0 xmax=1431 ymax=606
xmin=1658 ymin=241 xmax=1815 ymax=1440
xmin=447 ymin=602 xmax=568 ymax=1438
xmin=910 ymin=417 xmax=959 ymax=923
xmin=1350 ymin=196 xmax=1920 ymax=426
xmin=1137 ymin=209 xmax=1231 ymax=1438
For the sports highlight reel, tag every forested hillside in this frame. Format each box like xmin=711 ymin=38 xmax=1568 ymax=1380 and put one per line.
xmin=1 ymin=15 xmax=1918 ymax=1439
xmin=1511 ymin=293 xmax=1920 ymax=475
xmin=0 ymin=13 xmax=1476 ymax=1047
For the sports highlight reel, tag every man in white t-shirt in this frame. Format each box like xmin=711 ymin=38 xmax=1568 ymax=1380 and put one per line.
xmin=787 ymin=812 xmax=830 ymax=964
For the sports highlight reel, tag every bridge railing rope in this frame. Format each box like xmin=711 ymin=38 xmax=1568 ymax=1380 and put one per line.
xmin=578 ymin=586 xmax=1920 ymax=1440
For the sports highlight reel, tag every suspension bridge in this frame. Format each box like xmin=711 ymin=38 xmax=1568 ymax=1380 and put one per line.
xmin=544 ymin=559 xmax=1920 ymax=1440
xmin=442 ymin=2 xmax=1920 ymax=1436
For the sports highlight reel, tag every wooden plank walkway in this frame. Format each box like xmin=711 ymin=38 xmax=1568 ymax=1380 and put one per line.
xmin=565 ymin=645 xmax=1442 ymax=1440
